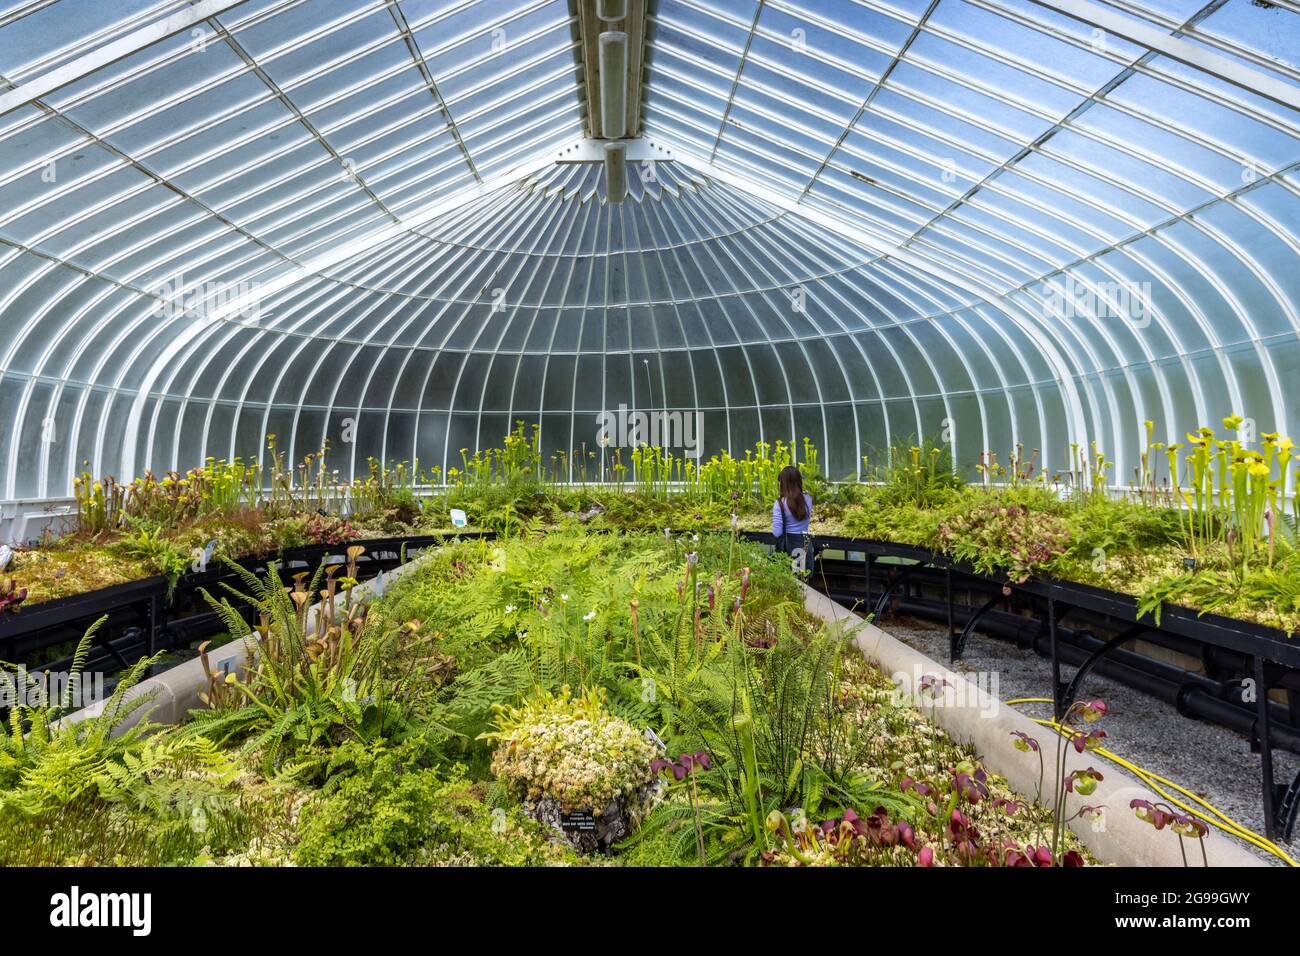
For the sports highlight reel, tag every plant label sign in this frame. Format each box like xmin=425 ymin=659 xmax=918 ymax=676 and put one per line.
xmin=560 ymin=810 xmax=596 ymax=832
xmin=450 ymin=508 xmax=468 ymax=528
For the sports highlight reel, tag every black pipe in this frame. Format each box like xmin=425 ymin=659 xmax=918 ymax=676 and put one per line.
xmin=161 ymin=612 xmax=227 ymax=643
xmin=821 ymin=563 xmax=1300 ymax=697
xmin=36 ymin=628 xmax=154 ymax=677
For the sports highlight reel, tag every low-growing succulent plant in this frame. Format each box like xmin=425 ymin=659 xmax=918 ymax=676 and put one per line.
xmin=483 ymin=685 xmax=657 ymax=814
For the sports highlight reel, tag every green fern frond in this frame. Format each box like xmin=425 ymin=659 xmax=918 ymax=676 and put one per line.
xmin=61 ymin=614 xmax=107 ymax=711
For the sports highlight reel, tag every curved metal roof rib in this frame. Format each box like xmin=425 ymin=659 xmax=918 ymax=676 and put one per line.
xmin=0 ymin=0 xmax=1297 ymax=501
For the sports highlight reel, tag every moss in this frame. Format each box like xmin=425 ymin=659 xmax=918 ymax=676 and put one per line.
xmin=7 ymin=544 xmax=154 ymax=605
xmin=291 ymin=743 xmax=575 ymax=867
xmin=485 ymin=686 xmax=657 ymax=813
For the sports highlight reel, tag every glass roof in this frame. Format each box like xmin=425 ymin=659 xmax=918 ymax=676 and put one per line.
xmin=0 ymin=0 xmax=1297 ymax=499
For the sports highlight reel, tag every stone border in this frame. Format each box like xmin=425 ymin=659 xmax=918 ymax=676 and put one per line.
xmin=802 ymin=584 xmax=1264 ymax=868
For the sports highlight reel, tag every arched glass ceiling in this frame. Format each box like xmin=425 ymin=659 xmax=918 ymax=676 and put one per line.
xmin=0 ymin=0 xmax=1298 ymax=501
xmin=112 ymin=161 xmax=1082 ymax=486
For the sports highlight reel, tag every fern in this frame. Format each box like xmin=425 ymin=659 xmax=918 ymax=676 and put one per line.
xmin=185 ymin=559 xmax=446 ymax=777
xmin=0 ymin=617 xmax=197 ymax=818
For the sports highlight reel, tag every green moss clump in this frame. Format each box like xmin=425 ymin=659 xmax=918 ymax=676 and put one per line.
xmin=293 ymin=741 xmax=572 ymax=867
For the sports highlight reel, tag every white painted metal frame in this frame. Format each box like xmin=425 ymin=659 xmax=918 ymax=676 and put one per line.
xmin=0 ymin=0 xmax=1298 ymax=503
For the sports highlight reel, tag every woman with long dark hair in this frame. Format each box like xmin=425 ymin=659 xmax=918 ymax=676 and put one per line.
xmin=772 ymin=465 xmax=813 ymax=553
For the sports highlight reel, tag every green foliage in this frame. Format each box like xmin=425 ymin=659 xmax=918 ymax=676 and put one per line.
xmin=1 ymin=618 xmax=157 ymax=807
xmin=1 ymin=521 xmax=1102 ymax=868
xmin=293 ymin=740 xmax=444 ymax=866
xmin=483 ymin=686 xmax=656 ymax=812
xmin=0 ymin=619 xmax=255 ymax=865
xmin=1241 ymin=551 xmax=1300 ymax=618
xmin=631 ymin=622 xmax=918 ymax=865
xmin=369 ymin=527 xmax=942 ymax=865
xmin=1075 ymin=496 xmax=1181 ymax=552
xmin=293 ymin=740 xmax=569 ymax=866
xmin=36 ymin=406 xmax=1300 ymax=636
xmin=938 ymin=497 xmax=1073 ymax=583
xmin=111 ymin=520 xmax=192 ymax=597
xmin=71 ymin=473 xmax=125 ymax=537
xmin=840 ymin=497 xmax=947 ymax=546
xmin=1138 ymin=546 xmax=1300 ymax=631
xmin=185 ymin=559 xmax=447 ymax=777
xmin=865 ymin=434 xmax=965 ymax=509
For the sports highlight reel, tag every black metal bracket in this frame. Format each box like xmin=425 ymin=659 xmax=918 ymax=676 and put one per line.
xmin=1054 ymin=623 xmax=1147 ymax=720
xmin=950 ymin=589 xmax=1007 ymax=662
xmin=871 ymin=564 xmax=924 ymax=620
xmin=1277 ymin=767 xmax=1300 ymax=843
xmin=1255 ymin=654 xmax=1284 ymax=841
xmin=94 ymin=627 xmax=134 ymax=671
xmin=944 ymin=566 xmax=955 ymax=648
xmin=864 ymin=553 xmax=873 ymax=616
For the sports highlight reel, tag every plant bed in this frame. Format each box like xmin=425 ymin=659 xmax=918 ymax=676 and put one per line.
xmin=2 ymin=528 xmax=1104 ymax=868
xmin=802 ymin=533 xmax=1300 ymax=665
xmin=0 ymin=573 xmax=167 ymax=663
xmin=0 ymin=531 xmax=495 ymax=681
xmin=805 ymin=585 xmax=1263 ymax=867
xmin=7 ymin=414 xmax=1297 ymax=675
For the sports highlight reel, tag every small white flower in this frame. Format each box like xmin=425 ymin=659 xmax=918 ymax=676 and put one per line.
xmin=560 ymin=593 xmax=569 ymax=602
xmin=504 ymin=604 xmax=517 ymax=614
xmin=583 ymin=610 xmax=596 ymax=622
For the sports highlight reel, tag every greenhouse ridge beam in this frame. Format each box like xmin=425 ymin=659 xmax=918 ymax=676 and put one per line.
xmin=798 ymin=0 xmax=941 ymax=200
xmin=708 ymin=0 xmax=765 ymax=163
xmin=1024 ymin=0 xmax=1300 ymax=112
xmin=576 ymin=0 xmax=647 ymax=139
xmin=0 ymin=0 xmax=252 ymax=118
